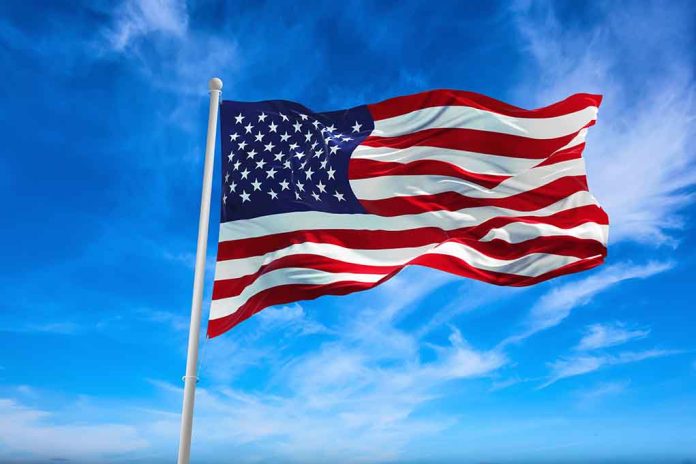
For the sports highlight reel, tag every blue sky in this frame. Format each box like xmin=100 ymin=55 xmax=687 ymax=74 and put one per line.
xmin=0 ymin=0 xmax=694 ymax=462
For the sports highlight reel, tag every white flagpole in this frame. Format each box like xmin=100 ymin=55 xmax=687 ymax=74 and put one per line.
xmin=177 ymin=77 xmax=223 ymax=464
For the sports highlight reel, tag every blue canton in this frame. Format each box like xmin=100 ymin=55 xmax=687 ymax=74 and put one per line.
xmin=219 ymin=100 xmax=374 ymax=222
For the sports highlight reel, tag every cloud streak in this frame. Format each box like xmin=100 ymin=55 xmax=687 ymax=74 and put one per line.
xmin=0 ymin=398 xmax=148 ymax=460
xmin=576 ymin=322 xmax=650 ymax=351
xmin=541 ymin=349 xmax=681 ymax=388
xmin=499 ymin=261 xmax=672 ymax=347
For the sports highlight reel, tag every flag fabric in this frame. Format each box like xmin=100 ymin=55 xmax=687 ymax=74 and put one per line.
xmin=208 ymin=89 xmax=608 ymax=337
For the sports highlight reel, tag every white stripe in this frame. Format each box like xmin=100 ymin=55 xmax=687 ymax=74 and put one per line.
xmin=211 ymin=243 xmax=585 ymax=320
xmin=429 ymin=241 xmax=581 ymax=277
xmin=351 ymin=128 xmax=586 ymax=176
xmin=352 ymin=145 xmax=541 ymax=175
xmin=480 ymin=222 xmax=609 ymax=245
xmin=215 ymin=239 xmax=581 ymax=283
xmin=210 ymin=268 xmax=386 ymax=319
xmin=214 ymin=243 xmax=436 ymax=280
xmin=373 ymin=105 xmax=598 ymax=139
xmin=350 ymin=159 xmax=586 ymax=201
xmin=211 ymin=252 xmax=583 ymax=322
xmin=218 ymin=190 xmax=601 ymax=242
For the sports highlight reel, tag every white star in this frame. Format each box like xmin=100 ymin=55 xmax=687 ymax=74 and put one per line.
xmin=279 ymin=179 xmax=290 ymax=190
xmin=296 ymin=181 xmax=305 ymax=192
xmin=258 ymin=112 xmax=267 ymax=122
xmin=268 ymin=189 xmax=278 ymax=199
xmin=300 ymin=160 xmax=307 ymax=170
xmin=237 ymin=140 xmax=248 ymax=150
xmin=233 ymin=160 xmax=241 ymax=170
xmin=292 ymin=121 xmax=302 ymax=132
xmin=254 ymin=131 xmax=264 ymax=142
xmin=229 ymin=132 xmax=239 ymax=141
xmin=305 ymin=167 xmax=315 ymax=180
xmin=234 ymin=113 xmax=244 ymax=124
xmin=310 ymin=141 xmax=318 ymax=150
xmin=320 ymin=159 xmax=328 ymax=169
xmin=304 ymin=130 xmax=313 ymax=142
xmin=283 ymin=160 xmax=292 ymax=169
xmin=294 ymin=151 xmax=305 ymax=160
xmin=317 ymin=181 xmax=326 ymax=193
xmin=268 ymin=121 xmax=278 ymax=133
xmin=299 ymin=113 xmax=308 ymax=120
xmin=289 ymin=142 xmax=299 ymax=151
xmin=264 ymin=141 xmax=275 ymax=152
xmin=311 ymin=192 xmax=321 ymax=201
xmin=327 ymin=167 xmax=336 ymax=179
xmin=329 ymin=145 xmax=339 ymax=155
xmin=224 ymin=172 xmax=230 ymax=182
xmin=314 ymin=149 xmax=323 ymax=158
xmin=240 ymin=168 xmax=250 ymax=179
xmin=223 ymin=194 xmax=227 ymax=204
xmin=240 ymin=190 xmax=251 ymax=202
xmin=251 ymin=179 xmax=262 ymax=191
xmin=247 ymin=149 xmax=257 ymax=159
xmin=244 ymin=122 xmax=254 ymax=134
xmin=266 ymin=167 xmax=277 ymax=179
xmin=279 ymin=112 xmax=289 ymax=122
xmin=342 ymin=136 xmax=352 ymax=142
xmin=229 ymin=181 xmax=237 ymax=192
xmin=325 ymin=124 xmax=336 ymax=133
xmin=255 ymin=159 xmax=267 ymax=170
xmin=333 ymin=190 xmax=345 ymax=202
xmin=280 ymin=132 xmax=291 ymax=142
xmin=312 ymin=120 xmax=321 ymax=129
xmin=351 ymin=121 xmax=362 ymax=133
xmin=227 ymin=151 xmax=234 ymax=162
xmin=273 ymin=151 xmax=284 ymax=161
xmin=295 ymin=191 xmax=302 ymax=200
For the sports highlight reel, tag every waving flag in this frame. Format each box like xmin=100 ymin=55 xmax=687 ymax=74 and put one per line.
xmin=208 ymin=89 xmax=608 ymax=337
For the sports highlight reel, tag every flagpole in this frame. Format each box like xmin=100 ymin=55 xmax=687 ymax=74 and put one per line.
xmin=177 ymin=77 xmax=223 ymax=464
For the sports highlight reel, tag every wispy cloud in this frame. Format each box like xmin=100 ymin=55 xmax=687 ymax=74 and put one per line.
xmin=500 ymin=261 xmax=672 ymax=347
xmin=575 ymin=380 xmax=630 ymax=408
xmin=0 ymin=398 xmax=148 ymax=460
xmin=192 ymin=326 xmax=503 ymax=462
xmin=256 ymin=304 xmax=331 ymax=336
xmin=576 ymin=322 xmax=650 ymax=351
xmin=106 ymin=0 xmax=189 ymax=51
xmin=541 ymin=349 xmax=681 ymax=388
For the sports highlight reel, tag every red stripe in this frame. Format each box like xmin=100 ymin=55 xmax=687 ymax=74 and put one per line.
xmin=535 ymin=143 xmax=585 ymax=167
xmin=367 ymin=89 xmax=602 ymax=121
xmin=212 ymin=235 xmax=607 ymax=301
xmin=207 ymin=253 xmax=605 ymax=337
xmin=348 ymin=158 xmax=509 ymax=189
xmin=208 ymin=280 xmax=379 ymax=337
xmin=359 ymin=176 xmax=590 ymax=217
xmin=216 ymin=205 xmax=609 ymax=261
xmin=361 ymin=127 xmax=584 ymax=160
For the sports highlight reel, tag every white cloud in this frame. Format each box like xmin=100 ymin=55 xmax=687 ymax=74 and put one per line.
xmin=0 ymin=398 xmax=148 ymax=460
xmin=512 ymin=0 xmax=695 ymax=246
xmin=107 ymin=0 xmax=189 ymax=51
xmin=575 ymin=380 xmax=630 ymax=408
xmin=541 ymin=349 xmax=680 ymax=388
xmin=181 ymin=325 xmax=503 ymax=462
xmin=256 ymin=304 xmax=331 ymax=336
xmin=500 ymin=261 xmax=672 ymax=346
xmin=576 ymin=322 xmax=650 ymax=351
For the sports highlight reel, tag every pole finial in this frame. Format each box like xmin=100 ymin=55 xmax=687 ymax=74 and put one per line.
xmin=208 ymin=77 xmax=223 ymax=92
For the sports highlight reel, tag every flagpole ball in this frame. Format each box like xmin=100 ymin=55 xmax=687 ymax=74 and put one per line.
xmin=209 ymin=77 xmax=223 ymax=91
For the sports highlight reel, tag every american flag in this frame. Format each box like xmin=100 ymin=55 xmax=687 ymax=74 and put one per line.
xmin=208 ymin=89 xmax=608 ymax=337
